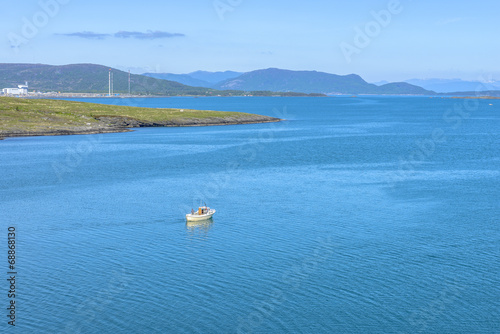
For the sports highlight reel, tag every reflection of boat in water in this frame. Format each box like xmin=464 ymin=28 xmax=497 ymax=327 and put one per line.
xmin=186 ymin=218 xmax=214 ymax=233
xmin=186 ymin=205 xmax=216 ymax=222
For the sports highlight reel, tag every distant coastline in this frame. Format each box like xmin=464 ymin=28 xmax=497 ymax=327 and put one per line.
xmin=12 ymin=92 xmax=326 ymax=99
xmin=0 ymin=97 xmax=281 ymax=140
xmin=449 ymin=96 xmax=500 ymax=99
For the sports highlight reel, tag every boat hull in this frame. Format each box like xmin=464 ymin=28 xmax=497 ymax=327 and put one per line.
xmin=185 ymin=209 xmax=216 ymax=222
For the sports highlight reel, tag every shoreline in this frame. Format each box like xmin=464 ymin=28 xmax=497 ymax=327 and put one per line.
xmin=0 ymin=97 xmax=282 ymax=140
xmin=0 ymin=118 xmax=281 ymax=140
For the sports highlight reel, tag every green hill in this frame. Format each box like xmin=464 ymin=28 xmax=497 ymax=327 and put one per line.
xmin=214 ymin=68 xmax=434 ymax=95
xmin=0 ymin=63 xmax=224 ymax=96
xmin=375 ymin=82 xmax=433 ymax=95
xmin=141 ymin=73 xmax=212 ymax=88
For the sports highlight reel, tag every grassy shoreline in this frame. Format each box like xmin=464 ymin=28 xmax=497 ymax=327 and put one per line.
xmin=0 ymin=97 xmax=281 ymax=140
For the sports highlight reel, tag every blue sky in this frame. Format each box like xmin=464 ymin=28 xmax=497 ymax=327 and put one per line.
xmin=1 ymin=0 xmax=499 ymax=82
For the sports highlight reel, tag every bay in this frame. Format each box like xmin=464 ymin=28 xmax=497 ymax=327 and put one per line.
xmin=0 ymin=96 xmax=498 ymax=333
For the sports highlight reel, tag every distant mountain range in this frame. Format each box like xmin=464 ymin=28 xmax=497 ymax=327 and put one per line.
xmin=3 ymin=63 xmax=499 ymax=96
xmin=403 ymin=78 xmax=500 ymax=93
xmin=437 ymin=90 xmax=500 ymax=97
xmin=187 ymin=71 xmax=244 ymax=84
xmin=142 ymin=71 xmax=242 ymax=88
xmin=144 ymin=68 xmax=433 ymax=95
xmin=0 ymin=64 xmax=322 ymax=97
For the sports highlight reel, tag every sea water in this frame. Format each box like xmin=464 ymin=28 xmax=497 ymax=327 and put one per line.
xmin=0 ymin=96 xmax=498 ymax=333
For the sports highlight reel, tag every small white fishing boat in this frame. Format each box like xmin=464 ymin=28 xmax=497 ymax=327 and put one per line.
xmin=186 ymin=205 xmax=216 ymax=222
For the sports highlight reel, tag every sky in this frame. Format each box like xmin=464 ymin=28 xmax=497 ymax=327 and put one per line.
xmin=1 ymin=0 xmax=499 ymax=82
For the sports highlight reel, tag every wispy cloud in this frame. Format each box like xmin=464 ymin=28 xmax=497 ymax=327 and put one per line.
xmin=114 ymin=30 xmax=185 ymax=39
xmin=58 ymin=30 xmax=185 ymax=40
xmin=58 ymin=31 xmax=111 ymax=39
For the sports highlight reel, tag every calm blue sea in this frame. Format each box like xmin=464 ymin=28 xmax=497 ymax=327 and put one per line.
xmin=1 ymin=96 xmax=499 ymax=333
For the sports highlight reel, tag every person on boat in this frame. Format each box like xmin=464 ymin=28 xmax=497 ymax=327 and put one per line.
xmin=191 ymin=209 xmax=195 ymax=215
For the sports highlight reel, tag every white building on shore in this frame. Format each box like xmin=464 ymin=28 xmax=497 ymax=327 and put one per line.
xmin=2 ymin=83 xmax=28 ymax=95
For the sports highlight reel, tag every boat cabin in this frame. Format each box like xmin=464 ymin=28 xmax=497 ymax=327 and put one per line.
xmin=198 ymin=206 xmax=209 ymax=215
